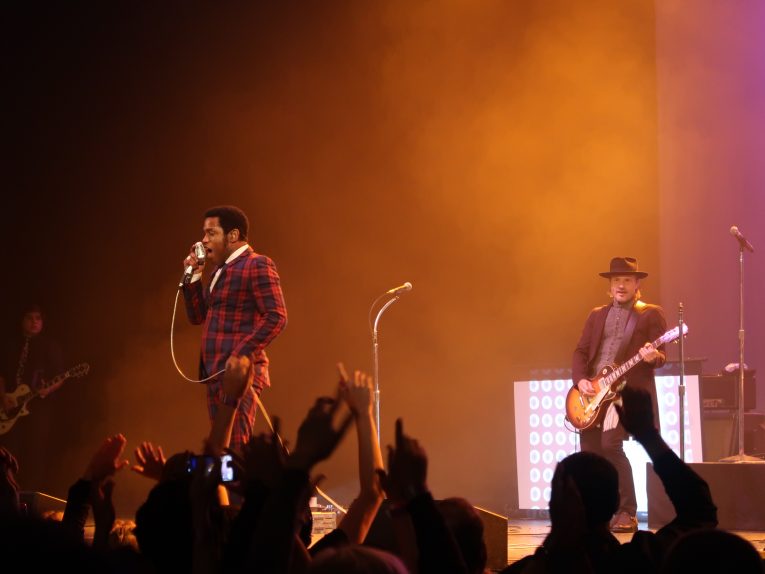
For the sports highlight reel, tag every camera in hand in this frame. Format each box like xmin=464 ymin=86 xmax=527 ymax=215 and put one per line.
xmin=186 ymin=454 xmax=238 ymax=482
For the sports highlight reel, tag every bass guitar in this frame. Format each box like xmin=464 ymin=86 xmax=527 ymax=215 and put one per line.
xmin=0 ymin=362 xmax=90 ymax=435
xmin=565 ymin=325 xmax=687 ymax=431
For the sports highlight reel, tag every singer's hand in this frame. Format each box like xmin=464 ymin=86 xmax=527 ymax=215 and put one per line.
xmin=183 ymin=244 xmax=206 ymax=274
xmin=223 ymin=355 xmax=251 ymax=400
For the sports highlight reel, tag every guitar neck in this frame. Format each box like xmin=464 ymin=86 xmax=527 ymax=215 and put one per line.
xmin=35 ymin=373 xmax=67 ymax=396
xmin=604 ymin=333 xmax=665 ymax=386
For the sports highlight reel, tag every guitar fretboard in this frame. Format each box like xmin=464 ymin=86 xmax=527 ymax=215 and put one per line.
xmin=602 ymin=327 xmax=683 ymax=388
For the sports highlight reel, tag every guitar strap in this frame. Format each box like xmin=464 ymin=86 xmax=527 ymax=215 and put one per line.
xmin=615 ymin=300 xmax=647 ymax=365
xmin=15 ymin=337 xmax=31 ymax=388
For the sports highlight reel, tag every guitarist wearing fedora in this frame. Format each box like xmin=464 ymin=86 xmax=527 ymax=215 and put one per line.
xmin=572 ymin=257 xmax=667 ymax=533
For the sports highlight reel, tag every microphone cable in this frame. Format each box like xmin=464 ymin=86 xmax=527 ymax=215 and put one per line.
xmin=172 ymin=275 xmax=348 ymax=513
xmin=171 ymin=283 xmax=224 ymax=384
xmin=254 ymin=392 xmax=348 ymax=515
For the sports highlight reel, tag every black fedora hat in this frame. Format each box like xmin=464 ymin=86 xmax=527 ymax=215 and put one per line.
xmin=599 ymin=257 xmax=648 ymax=279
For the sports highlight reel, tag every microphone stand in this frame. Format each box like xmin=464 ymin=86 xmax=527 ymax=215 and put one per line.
xmin=677 ymin=303 xmax=686 ymax=461
xmin=721 ymin=240 xmax=762 ymax=462
xmin=371 ymin=295 xmax=401 ymax=444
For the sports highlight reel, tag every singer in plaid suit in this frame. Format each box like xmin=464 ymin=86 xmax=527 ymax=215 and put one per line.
xmin=182 ymin=205 xmax=287 ymax=450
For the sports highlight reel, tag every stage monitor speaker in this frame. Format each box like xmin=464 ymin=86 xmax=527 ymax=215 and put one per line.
xmin=647 ymin=462 xmax=765 ymax=531
xmin=700 ymin=371 xmax=756 ymax=410
xmin=701 ymin=411 xmax=765 ymax=461
xmin=701 ymin=410 xmax=736 ymax=461
xmin=744 ymin=412 xmax=765 ymax=457
xmin=363 ymin=499 xmax=508 ymax=572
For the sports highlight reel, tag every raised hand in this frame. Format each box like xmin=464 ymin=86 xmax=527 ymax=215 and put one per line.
xmin=377 ymin=418 xmax=428 ymax=505
xmin=614 ymin=386 xmax=656 ymax=438
xmin=83 ymin=434 xmax=130 ymax=482
xmin=287 ymin=393 xmax=353 ymax=472
xmin=131 ymin=441 xmax=167 ymax=481
xmin=338 ymin=364 xmax=374 ymax=417
xmin=90 ymin=479 xmax=117 ymax=549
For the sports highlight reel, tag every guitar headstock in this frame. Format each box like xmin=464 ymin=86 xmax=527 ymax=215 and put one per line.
xmin=66 ymin=363 xmax=90 ymax=379
xmin=660 ymin=323 xmax=689 ymax=345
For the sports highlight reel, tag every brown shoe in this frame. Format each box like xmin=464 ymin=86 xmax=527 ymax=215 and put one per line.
xmin=610 ymin=511 xmax=638 ymax=533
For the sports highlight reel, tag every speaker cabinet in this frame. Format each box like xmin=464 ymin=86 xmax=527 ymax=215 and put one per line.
xmin=744 ymin=412 xmax=765 ymax=457
xmin=474 ymin=505 xmax=509 ymax=572
xmin=700 ymin=371 xmax=756 ymax=410
xmin=701 ymin=411 xmax=765 ymax=461
xmin=702 ymin=410 xmax=736 ymax=461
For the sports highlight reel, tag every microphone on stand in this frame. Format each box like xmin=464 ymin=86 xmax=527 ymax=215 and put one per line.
xmin=182 ymin=242 xmax=206 ymax=286
xmin=386 ymin=282 xmax=413 ymax=295
xmin=730 ymin=226 xmax=755 ymax=253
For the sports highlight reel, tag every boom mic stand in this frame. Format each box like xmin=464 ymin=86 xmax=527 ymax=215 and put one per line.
xmin=369 ymin=282 xmax=412 ymax=444
xmin=721 ymin=227 xmax=761 ymax=463
xmin=678 ymin=302 xmax=686 ymax=461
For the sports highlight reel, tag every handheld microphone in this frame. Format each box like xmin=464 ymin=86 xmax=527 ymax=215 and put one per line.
xmin=386 ymin=282 xmax=413 ymax=295
xmin=730 ymin=226 xmax=754 ymax=253
xmin=182 ymin=242 xmax=206 ymax=285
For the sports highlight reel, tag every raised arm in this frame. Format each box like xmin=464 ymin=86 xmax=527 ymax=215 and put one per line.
xmin=63 ymin=434 xmax=130 ymax=546
xmin=615 ymin=386 xmax=717 ymax=538
xmin=249 ymin=389 xmax=353 ymax=573
xmin=131 ymin=441 xmax=167 ymax=482
xmin=336 ymin=365 xmax=385 ymax=543
xmin=378 ymin=419 xmax=469 ymax=574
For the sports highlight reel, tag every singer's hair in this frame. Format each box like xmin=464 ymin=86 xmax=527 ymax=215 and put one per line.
xmin=204 ymin=205 xmax=249 ymax=241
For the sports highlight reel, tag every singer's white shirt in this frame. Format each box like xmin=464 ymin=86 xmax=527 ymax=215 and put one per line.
xmin=191 ymin=244 xmax=250 ymax=293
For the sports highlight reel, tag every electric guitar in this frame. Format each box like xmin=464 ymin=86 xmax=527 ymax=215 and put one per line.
xmin=0 ymin=362 xmax=90 ymax=435
xmin=565 ymin=325 xmax=688 ymax=431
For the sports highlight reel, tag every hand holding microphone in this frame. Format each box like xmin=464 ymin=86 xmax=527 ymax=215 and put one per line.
xmin=181 ymin=242 xmax=206 ymax=286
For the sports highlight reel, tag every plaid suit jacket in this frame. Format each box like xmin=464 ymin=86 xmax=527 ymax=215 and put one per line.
xmin=183 ymin=247 xmax=287 ymax=448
